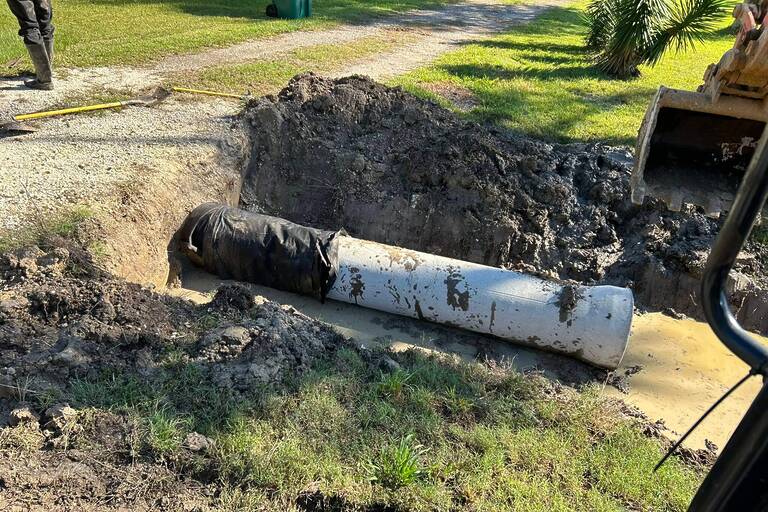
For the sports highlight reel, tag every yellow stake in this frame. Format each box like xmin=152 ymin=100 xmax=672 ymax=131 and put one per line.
xmin=172 ymin=87 xmax=246 ymax=100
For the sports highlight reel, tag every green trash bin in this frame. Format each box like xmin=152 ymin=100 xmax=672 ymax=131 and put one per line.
xmin=272 ymin=0 xmax=312 ymax=19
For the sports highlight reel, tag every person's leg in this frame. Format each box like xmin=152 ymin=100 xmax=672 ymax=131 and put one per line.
xmin=6 ymin=0 xmax=42 ymax=45
xmin=32 ymin=0 xmax=54 ymax=63
xmin=6 ymin=0 xmax=54 ymax=89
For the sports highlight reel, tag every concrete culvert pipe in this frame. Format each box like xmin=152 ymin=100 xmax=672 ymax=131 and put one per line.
xmin=179 ymin=204 xmax=634 ymax=369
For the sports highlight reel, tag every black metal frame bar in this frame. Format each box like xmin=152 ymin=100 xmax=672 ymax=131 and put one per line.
xmin=689 ymin=131 xmax=768 ymax=511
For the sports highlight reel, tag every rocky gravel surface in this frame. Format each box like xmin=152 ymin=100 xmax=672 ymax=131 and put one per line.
xmin=0 ymin=98 xmax=238 ymax=231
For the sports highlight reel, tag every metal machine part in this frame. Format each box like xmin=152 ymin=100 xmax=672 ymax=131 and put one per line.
xmin=632 ymin=1 xmax=768 ymax=214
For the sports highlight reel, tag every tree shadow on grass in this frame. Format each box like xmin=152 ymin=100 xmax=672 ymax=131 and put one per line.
xmin=85 ymin=0 xmax=454 ymax=23
xmin=440 ymin=62 xmax=605 ymax=82
xmin=427 ymin=28 xmax=656 ymax=144
xmin=470 ymin=39 xmax=587 ymax=55
xmin=478 ymin=87 xmax=652 ymax=145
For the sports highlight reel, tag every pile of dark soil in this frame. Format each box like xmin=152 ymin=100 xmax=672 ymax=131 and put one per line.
xmin=0 ymin=245 xmax=347 ymax=509
xmin=240 ymin=73 xmax=768 ymax=333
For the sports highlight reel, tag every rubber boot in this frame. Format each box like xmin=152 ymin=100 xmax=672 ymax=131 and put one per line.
xmin=24 ymin=43 xmax=54 ymax=91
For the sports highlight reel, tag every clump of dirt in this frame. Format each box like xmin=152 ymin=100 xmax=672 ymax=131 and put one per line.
xmin=240 ymin=73 xmax=768 ymax=332
xmin=197 ymin=301 xmax=346 ymax=391
xmin=0 ymin=243 xmax=348 ymax=509
xmin=606 ymin=364 xmax=644 ymax=394
xmin=208 ymin=283 xmax=256 ymax=312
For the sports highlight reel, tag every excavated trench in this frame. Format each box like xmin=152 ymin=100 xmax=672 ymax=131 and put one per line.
xmin=3 ymin=74 xmax=768 ymax=482
xmin=232 ymin=73 xmax=768 ymax=334
xmin=168 ymin=73 xmax=768 ymax=451
xmin=8 ymin=73 xmax=768 ymax=507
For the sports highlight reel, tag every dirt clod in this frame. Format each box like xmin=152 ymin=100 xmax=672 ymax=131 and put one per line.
xmin=209 ymin=283 xmax=255 ymax=312
xmin=43 ymin=404 xmax=78 ymax=432
xmin=9 ymin=406 xmax=39 ymax=427
xmin=184 ymin=432 xmax=214 ymax=453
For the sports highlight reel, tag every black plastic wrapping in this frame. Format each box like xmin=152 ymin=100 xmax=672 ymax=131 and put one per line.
xmin=179 ymin=203 xmax=341 ymax=301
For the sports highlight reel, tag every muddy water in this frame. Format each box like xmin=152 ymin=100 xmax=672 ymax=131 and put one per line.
xmin=170 ymin=266 xmax=765 ymax=451
xmin=605 ymin=313 xmax=767 ymax=451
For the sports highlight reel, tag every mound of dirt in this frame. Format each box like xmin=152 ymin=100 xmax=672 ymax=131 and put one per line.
xmin=240 ymin=73 xmax=768 ymax=332
xmin=0 ymin=245 xmax=348 ymax=509
xmin=0 ymin=247 xmax=346 ymax=399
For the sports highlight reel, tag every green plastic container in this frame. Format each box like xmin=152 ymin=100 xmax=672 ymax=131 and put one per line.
xmin=274 ymin=0 xmax=312 ymax=19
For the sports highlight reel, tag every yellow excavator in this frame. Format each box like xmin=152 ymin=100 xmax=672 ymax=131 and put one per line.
xmin=631 ymin=0 xmax=768 ymax=214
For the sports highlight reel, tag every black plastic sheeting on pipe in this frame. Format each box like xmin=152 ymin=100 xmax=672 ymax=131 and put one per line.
xmin=178 ymin=203 xmax=343 ymax=301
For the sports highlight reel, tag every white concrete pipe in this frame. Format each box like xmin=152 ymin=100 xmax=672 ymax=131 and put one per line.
xmin=326 ymin=237 xmax=633 ymax=369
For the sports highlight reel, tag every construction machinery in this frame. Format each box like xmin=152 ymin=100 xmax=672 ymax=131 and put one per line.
xmin=631 ymin=0 xmax=768 ymax=214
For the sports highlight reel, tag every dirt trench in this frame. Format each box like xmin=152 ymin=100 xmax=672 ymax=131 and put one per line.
xmin=238 ymin=74 xmax=768 ymax=333
xmin=2 ymin=74 xmax=763 ymax=507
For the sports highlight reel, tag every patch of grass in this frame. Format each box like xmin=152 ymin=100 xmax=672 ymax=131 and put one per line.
xmin=87 ymin=240 xmax=110 ymax=265
xmin=0 ymin=424 xmax=46 ymax=452
xmin=195 ymin=313 xmax=221 ymax=333
xmin=396 ymin=1 xmax=735 ymax=144
xmin=0 ymin=205 xmax=96 ymax=253
xmin=62 ymin=348 xmax=702 ymax=510
xmin=176 ymin=32 xmax=410 ymax=95
xmin=147 ymin=403 xmax=190 ymax=456
xmin=0 ymin=0 xmax=450 ymax=71
xmin=376 ymin=369 xmax=413 ymax=400
xmin=47 ymin=206 xmax=94 ymax=239
xmin=367 ymin=433 xmax=430 ymax=489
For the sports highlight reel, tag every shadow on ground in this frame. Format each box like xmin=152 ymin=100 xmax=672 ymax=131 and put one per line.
xmin=86 ymin=0 xmax=454 ymax=22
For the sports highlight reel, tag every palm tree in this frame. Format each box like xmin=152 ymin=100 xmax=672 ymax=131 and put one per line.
xmin=584 ymin=0 xmax=730 ymax=78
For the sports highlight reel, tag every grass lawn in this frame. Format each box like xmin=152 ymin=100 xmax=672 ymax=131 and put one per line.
xmin=66 ymin=345 xmax=702 ymax=511
xmin=174 ymin=30 xmax=415 ymax=95
xmin=396 ymin=0 xmax=735 ymax=145
xmin=0 ymin=0 xmax=451 ymax=70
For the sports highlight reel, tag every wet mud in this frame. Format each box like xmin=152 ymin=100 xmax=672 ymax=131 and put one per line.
xmin=240 ymin=74 xmax=768 ymax=333
xmin=606 ymin=313 xmax=768 ymax=451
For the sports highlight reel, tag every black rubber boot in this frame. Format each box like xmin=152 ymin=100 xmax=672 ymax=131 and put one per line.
xmin=24 ymin=43 xmax=53 ymax=91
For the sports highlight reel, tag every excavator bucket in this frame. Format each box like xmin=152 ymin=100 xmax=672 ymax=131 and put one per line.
xmin=631 ymin=87 xmax=768 ymax=214
xmin=632 ymin=1 xmax=768 ymax=214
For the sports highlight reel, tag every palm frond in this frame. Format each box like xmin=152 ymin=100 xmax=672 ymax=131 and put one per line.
xmin=645 ymin=0 xmax=730 ymax=65
xmin=584 ymin=0 xmax=615 ymax=50
xmin=596 ymin=0 xmax=669 ymax=76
